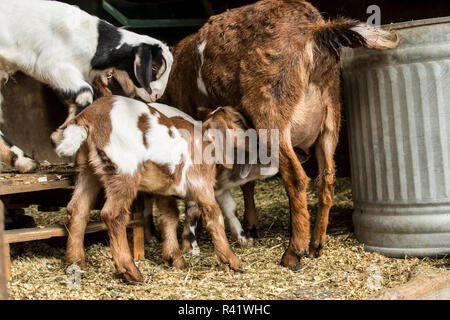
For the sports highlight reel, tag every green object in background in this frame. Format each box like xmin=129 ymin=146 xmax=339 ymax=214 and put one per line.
xmin=103 ymin=0 xmax=209 ymax=28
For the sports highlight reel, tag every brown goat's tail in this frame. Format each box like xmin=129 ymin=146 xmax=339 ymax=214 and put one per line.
xmin=313 ymin=18 xmax=400 ymax=56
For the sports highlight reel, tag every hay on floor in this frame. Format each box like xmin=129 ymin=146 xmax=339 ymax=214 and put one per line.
xmin=7 ymin=177 xmax=449 ymax=300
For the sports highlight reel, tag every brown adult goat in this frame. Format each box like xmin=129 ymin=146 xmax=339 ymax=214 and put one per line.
xmin=160 ymin=0 xmax=399 ymax=268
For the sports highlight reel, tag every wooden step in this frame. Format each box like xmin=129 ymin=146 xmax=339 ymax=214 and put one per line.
xmin=4 ymin=219 xmax=142 ymax=244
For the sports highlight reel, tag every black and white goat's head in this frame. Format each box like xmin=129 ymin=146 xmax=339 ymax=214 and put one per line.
xmin=131 ymin=41 xmax=173 ymax=102
xmin=91 ymin=21 xmax=174 ymax=103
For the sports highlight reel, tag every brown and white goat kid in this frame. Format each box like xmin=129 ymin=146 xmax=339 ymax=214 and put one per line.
xmin=161 ymin=0 xmax=399 ymax=267
xmin=56 ymin=96 xmax=247 ymax=281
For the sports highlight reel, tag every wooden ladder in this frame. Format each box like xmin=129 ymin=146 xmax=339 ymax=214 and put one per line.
xmin=0 ymin=172 xmax=146 ymax=284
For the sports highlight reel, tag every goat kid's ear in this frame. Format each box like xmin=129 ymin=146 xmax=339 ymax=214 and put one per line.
xmin=196 ymin=107 xmax=213 ymax=121
xmin=204 ymin=120 xmax=234 ymax=170
xmin=111 ymin=69 xmax=136 ymax=98
xmin=134 ymin=45 xmax=153 ymax=90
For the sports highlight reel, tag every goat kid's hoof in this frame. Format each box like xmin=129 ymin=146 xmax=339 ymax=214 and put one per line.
xmin=122 ymin=266 xmax=144 ymax=282
xmin=117 ymin=261 xmax=144 ymax=282
xmin=237 ymin=235 xmax=254 ymax=248
xmin=182 ymin=242 xmax=201 ymax=256
xmin=224 ymin=255 xmax=242 ymax=271
xmin=230 ymin=258 xmax=243 ymax=271
xmin=308 ymin=241 xmax=325 ymax=259
xmin=75 ymin=259 xmax=87 ymax=270
xmin=164 ymin=255 xmax=186 ymax=269
xmin=172 ymin=256 xmax=186 ymax=269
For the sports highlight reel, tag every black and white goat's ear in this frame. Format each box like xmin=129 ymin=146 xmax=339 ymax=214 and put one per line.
xmin=134 ymin=45 xmax=153 ymax=90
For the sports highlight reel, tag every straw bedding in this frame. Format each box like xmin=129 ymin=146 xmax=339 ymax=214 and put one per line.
xmin=6 ymin=176 xmax=449 ymax=300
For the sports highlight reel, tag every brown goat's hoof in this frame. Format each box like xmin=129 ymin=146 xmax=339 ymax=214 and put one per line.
xmin=172 ymin=256 xmax=186 ymax=269
xmin=308 ymin=241 xmax=325 ymax=259
xmin=122 ymin=267 xmax=144 ymax=282
xmin=245 ymin=226 xmax=260 ymax=239
xmin=295 ymin=248 xmax=307 ymax=257
xmin=236 ymin=232 xmax=254 ymax=248
xmin=281 ymin=250 xmax=303 ymax=270
xmin=77 ymin=260 xmax=88 ymax=269
xmin=227 ymin=255 xmax=242 ymax=271
xmin=293 ymin=261 xmax=304 ymax=271
xmin=66 ymin=257 xmax=87 ymax=269
xmin=123 ymin=271 xmax=144 ymax=282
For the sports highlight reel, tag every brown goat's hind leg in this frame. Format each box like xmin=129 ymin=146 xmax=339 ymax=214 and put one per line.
xmin=155 ymin=196 xmax=185 ymax=269
xmin=278 ymin=138 xmax=311 ymax=270
xmin=308 ymin=136 xmax=337 ymax=258
xmin=66 ymin=164 xmax=101 ymax=268
xmin=241 ymin=182 xmax=260 ymax=238
xmin=101 ymin=194 xmax=143 ymax=282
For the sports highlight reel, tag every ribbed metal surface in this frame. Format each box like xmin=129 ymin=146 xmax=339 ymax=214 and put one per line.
xmin=342 ymin=17 xmax=450 ymax=257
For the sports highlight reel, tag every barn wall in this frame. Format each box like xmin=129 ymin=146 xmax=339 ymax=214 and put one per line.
xmin=0 ymin=73 xmax=69 ymax=164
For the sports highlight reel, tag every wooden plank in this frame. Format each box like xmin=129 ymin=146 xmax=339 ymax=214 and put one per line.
xmin=5 ymin=219 xmax=143 ymax=244
xmin=0 ymin=200 xmax=8 ymax=299
xmin=5 ymin=188 xmax=107 ymax=210
xmin=0 ymin=179 xmax=73 ymax=196
xmin=369 ymin=266 xmax=450 ymax=300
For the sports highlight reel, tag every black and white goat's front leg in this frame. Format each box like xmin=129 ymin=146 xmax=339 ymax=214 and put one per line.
xmin=0 ymin=73 xmax=36 ymax=172
xmin=49 ymin=64 xmax=94 ymax=114
xmin=49 ymin=66 xmax=94 ymax=146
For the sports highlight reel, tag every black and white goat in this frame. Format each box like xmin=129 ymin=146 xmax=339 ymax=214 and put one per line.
xmin=0 ymin=0 xmax=172 ymax=172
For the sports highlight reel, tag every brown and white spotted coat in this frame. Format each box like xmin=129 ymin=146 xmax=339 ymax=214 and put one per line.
xmin=56 ymin=96 xmax=249 ymax=281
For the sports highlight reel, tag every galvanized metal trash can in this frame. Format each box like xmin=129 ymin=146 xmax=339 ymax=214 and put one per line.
xmin=342 ymin=17 xmax=450 ymax=257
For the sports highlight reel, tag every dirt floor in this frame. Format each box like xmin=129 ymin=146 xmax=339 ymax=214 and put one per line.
xmin=6 ymin=176 xmax=449 ymax=300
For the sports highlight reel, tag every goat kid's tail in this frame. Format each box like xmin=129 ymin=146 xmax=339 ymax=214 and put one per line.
xmin=313 ymin=18 xmax=400 ymax=56
xmin=55 ymin=123 xmax=88 ymax=157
